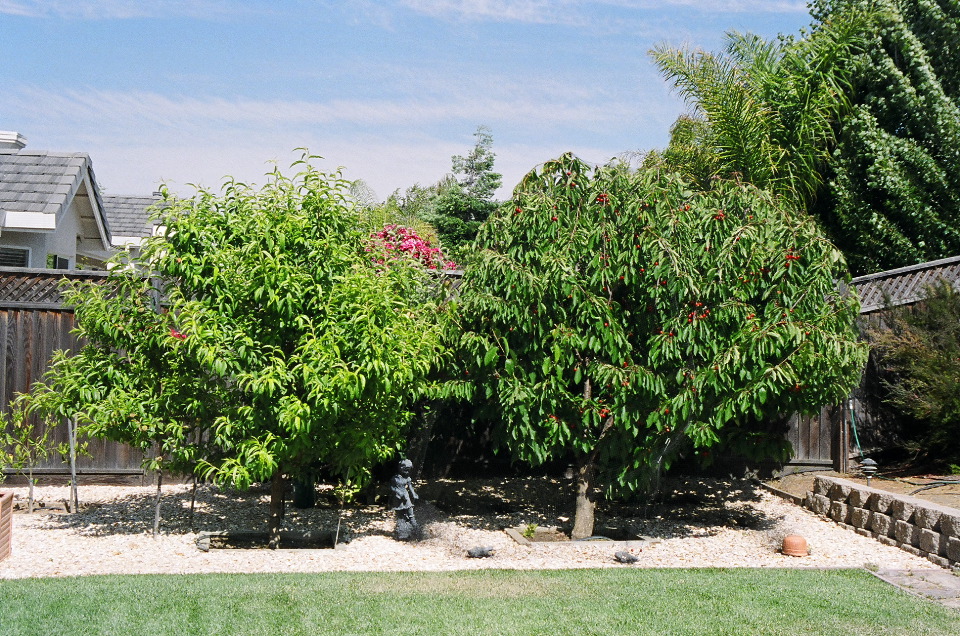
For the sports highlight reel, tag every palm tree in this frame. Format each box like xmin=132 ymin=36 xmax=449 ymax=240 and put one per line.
xmin=650 ymin=8 xmax=869 ymax=210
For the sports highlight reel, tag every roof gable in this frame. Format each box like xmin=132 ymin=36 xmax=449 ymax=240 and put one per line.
xmin=0 ymin=150 xmax=87 ymax=216
xmin=0 ymin=149 xmax=111 ymax=250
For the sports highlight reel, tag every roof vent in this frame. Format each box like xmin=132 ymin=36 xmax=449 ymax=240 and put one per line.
xmin=0 ymin=131 xmax=27 ymax=151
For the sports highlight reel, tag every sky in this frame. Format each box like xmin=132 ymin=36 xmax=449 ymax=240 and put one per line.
xmin=0 ymin=0 xmax=812 ymax=202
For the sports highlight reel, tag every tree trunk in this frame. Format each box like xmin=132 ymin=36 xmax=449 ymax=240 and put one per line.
xmin=268 ymin=471 xmax=286 ymax=549
xmin=189 ymin=474 xmax=198 ymax=531
xmin=27 ymin=468 xmax=35 ymax=514
xmin=68 ymin=418 xmax=79 ymax=513
xmin=152 ymin=470 xmax=163 ymax=536
xmin=571 ymin=455 xmax=598 ymax=540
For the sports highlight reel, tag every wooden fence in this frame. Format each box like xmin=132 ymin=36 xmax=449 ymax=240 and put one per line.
xmin=0 ymin=267 xmax=145 ymax=476
xmin=782 ymin=257 xmax=960 ymax=470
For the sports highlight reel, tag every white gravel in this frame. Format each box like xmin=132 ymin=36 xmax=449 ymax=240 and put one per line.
xmin=0 ymin=478 xmax=943 ymax=579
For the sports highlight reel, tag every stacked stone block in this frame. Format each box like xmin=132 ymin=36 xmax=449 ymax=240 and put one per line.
xmin=805 ymin=476 xmax=960 ymax=568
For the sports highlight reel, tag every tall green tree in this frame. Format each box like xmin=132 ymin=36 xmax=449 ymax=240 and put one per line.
xmin=651 ymin=13 xmax=867 ymax=210
xmin=426 ymin=126 xmax=503 ymax=257
xmin=653 ymin=1 xmax=960 ymax=276
xmin=454 ymin=154 xmax=867 ymax=538
xmin=28 ymin=157 xmax=448 ymax=544
xmin=809 ymin=0 xmax=960 ymax=275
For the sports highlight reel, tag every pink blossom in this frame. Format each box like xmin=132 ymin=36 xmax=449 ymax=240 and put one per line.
xmin=368 ymin=225 xmax=457 ymax=270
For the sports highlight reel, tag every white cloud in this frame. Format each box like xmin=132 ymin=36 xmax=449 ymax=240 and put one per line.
xmin=0 ymin=0 xmax=246 ymax=19
xmin=4 ymin=83 xmax=640 ymax=133
xmin=85 ymin=134 xmax=630 ymax=206
xmin=399 ymin=0 xmax=808 ymax=24
xmin=1 ymin=83 xmax=674 ymax=201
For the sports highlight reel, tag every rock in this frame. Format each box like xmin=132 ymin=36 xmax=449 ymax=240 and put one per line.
xmin=466 ymin=546 xmax=494 ymax=558
xmin=848 ymin=488 xmax=872 ymax=509
xmin=892 ymin=498 xmax=917 ymax=522
xmin=869 ymin=512 xmax=894 ymax=538
xmin=868 ymin=492 xmax=895 ymax=514
xmin=914 ymin=505 xmax=944 ymax=531
xmin=614 ymin=550 xmax=639 ymax=564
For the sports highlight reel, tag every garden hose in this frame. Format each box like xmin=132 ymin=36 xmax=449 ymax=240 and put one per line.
xmin=908 ymin=482 xmax=960 ymax=496
xmin=848 ymin=398 xmax=863 ymax=457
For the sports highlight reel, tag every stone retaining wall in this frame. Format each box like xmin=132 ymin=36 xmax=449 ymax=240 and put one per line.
xmin=805 ymin=476 xmax=960 ymax=568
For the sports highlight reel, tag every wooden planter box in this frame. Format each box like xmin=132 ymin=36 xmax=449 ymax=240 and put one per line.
xmin=0 ymin=491 xmax=12 ymax=562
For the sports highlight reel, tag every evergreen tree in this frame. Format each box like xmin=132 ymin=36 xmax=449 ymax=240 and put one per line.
xmin=427 ymin=126 xmax=503 ymax=257
xmin=810 ymin=0 xmax=960 ymax=275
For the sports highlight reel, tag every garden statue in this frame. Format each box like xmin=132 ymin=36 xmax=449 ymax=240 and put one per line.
xmin=389 ymin=458 xmax=420 ymax=541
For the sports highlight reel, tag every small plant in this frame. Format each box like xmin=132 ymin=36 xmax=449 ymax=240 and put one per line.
xmin=332 ymin=481 xmax=361 ymax=507
xmin=1 ymin=394 xmax=57 ymax=513
xmin=522 ymin=523 xmax=538 ymax=539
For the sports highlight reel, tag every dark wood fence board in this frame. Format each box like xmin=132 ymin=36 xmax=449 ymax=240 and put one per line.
xmin=0 ymin=268 xmax=143 ymax=476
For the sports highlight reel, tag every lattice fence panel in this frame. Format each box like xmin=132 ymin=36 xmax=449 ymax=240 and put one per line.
xmin=852 ymin=256 xmax=960 ymax=314
xmin=0 ymin=267 xmax=108 ymax=307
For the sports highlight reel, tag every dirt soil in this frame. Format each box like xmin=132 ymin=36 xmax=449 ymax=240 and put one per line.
xmin=767 ymin=470 xmax=960 ymax=511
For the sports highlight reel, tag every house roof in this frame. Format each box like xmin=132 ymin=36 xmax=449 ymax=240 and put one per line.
xmin=0 ymin=148 xmax=110 ymax=248
xmin=102 ymin=194 xmax=164 ymax=246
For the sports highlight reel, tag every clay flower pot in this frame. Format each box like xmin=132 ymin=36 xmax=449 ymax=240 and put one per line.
xmin=781 ymin=534 xmax=808 ymax=557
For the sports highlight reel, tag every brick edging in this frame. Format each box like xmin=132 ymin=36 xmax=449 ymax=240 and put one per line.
xmin=804 ymin=476 xmax=960 ymax=569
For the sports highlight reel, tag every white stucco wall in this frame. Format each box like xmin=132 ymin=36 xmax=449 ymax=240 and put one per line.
xmin=0 ymin=230 xmax=49 ymax=267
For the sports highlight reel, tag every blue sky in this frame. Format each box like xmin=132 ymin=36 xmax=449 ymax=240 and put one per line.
xmin=0 ymin=1 xmax=811 ymax=201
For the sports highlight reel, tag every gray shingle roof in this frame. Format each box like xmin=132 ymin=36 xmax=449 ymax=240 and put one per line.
xmin=0 ymin=149 xmax=90 ymax=216
xmin=102 ymin=194 xmax=164 ymax=240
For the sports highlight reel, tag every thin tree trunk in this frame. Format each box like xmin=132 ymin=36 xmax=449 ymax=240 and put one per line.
xmin=152 ymin=470 xmax=163 ymax=536
xmin=572 ymin=376 xmax=602 ymax=540
xmin=189 ymin=474 xmax=198 ymax=531
xmin=27 ymin=467 xmax=35 ymax=514
xmin=268 ymin=471 xmax=286 ymax=549
xmin=571 ymin=371 xmax=613 ymax=540
xmin=68 ymin=418 xmax=79 ymax=513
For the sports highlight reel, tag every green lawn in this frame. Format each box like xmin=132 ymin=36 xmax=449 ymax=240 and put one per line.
xmin=1 ymin=568 xmax=957 ymax=635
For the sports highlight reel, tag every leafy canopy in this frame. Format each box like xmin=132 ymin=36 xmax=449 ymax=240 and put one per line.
xmin=28 ymin=156 xmax=449 ymax=489
xmin=653 ymin=0 xmax=960 ymax=276
xmin=651 ymin=13 xmax=867 ymax=210
xmin=809 ymin=0 xmax=960 ymax=274
xmin=455 ymin=154 xmax=867 ymax=509
xmin=423 ymin=126 xmax=503 ymax=258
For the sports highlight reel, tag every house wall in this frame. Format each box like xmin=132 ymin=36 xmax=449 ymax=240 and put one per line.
xmin=0 ymin=199 xmax=81 ymax=269
xmin=47 ymin=198 xmax=80 ymax=266
xmin=0 ymin=231 xmax=51 ymax=268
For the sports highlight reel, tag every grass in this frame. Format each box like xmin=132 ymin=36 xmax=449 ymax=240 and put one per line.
xmin=1 ymin=568 xmax=958 ymax=635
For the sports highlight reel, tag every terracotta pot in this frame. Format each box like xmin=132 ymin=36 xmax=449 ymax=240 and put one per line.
xmin=781 ymin=534 xmax=808 ymax=557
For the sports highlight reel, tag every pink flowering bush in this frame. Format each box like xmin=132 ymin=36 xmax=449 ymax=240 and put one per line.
xmin=369 ymin=224 xmax=456 ymax=270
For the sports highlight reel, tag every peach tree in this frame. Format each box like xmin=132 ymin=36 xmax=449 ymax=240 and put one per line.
xmin=28 ymin=157 xmax=449 ymax=543
xmin=454 ymin=154 xmax=867 ymax=538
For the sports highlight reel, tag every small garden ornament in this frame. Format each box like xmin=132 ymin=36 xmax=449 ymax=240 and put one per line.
xmin=389 ymin=459 xmax=420 ymax=541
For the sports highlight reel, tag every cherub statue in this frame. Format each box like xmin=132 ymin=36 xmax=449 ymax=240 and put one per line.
xmin=389 ymin=458 xmax=420 ymax=541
